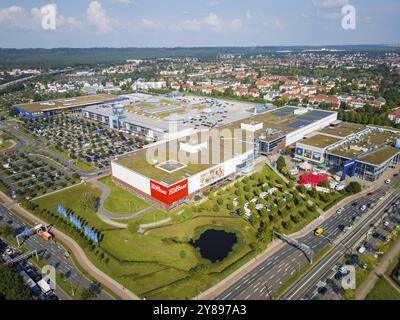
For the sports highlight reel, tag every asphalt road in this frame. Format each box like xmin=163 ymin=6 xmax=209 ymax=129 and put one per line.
xmin=0 ymin=204 xmax=113 ymax=300
xmin=280 ymin=190 xmax=400 ymax=300
xmin=217 ymin=176 xmax=400 ymax=300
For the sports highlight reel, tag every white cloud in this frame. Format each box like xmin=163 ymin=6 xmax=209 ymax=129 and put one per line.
xmin=273 ymin=18 xmax=284 ymax=30
xmin=140 ymin=18 xmax=161 ymax=29
xmin=202 ymin=13 xmax=222 ymax=32
xmin=313 ymin=0 xmax=349 ymax=8
xmin=0 ymin=5 xmax=26 ymax=28
xmin=137 ymin=12 xmax=243 ymax=34
xmin=86 ymin=1 xmax=113 ymax=33
xmin=231 ymin=19 xmax=243 ymax=31
xmin=0 ymin=4 xmax=81 ymax=31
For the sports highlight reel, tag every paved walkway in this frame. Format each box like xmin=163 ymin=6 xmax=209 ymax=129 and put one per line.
xmin=355 ymin=239 xmax=400 ymax=300
xmin=138 ymin=217 xmax=172 ymax=234
xmin=0 ymin=190 xmax=140 ymax=300
xmin=90 ymin=179 xmax=158 ymax=224
xmin=196 ymin=169 xmax=396 ymax=300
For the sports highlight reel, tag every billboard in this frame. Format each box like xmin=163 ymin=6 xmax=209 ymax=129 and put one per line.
xmin=150 ymin=179 xmax=188 ymax=205
xmin=199 ymin=166 xmax=225 ymax=188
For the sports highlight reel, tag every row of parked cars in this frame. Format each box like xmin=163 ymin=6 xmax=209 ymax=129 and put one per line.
xmin=1 ymin=240 xmax=58 ymax=300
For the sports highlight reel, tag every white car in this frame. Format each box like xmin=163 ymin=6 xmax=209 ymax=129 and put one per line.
xmin=385 ymin=179 xmax=391 ymax=184
xmin=358 ymin=246 xmax=366 ymax=254
xmin=384 ymin=221 xmax=390 ymax=227
xmin=336 ymin=208 xmax=344 ymax=214
xmin=360 ymin=205 xmax=367 ymax=212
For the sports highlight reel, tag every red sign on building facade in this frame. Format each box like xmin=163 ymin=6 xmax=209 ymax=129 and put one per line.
xmin=150 ymin=179 xmax=188 ymax=205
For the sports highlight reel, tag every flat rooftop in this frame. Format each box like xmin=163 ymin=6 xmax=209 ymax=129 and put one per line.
xmin=114 ymin=130 xmax=254 ymax=185
xmin=328 ymin=130 xmax=400 ymax=166
xmin=297 ymin=134 xmax=341 ymax=149
xmin=223 ymin=107 xmax=336 ymax=142
xmin=15 ymin=94 xmax=121 ymax=113
xmin=318 ymin=122 xmax=365 ymax=138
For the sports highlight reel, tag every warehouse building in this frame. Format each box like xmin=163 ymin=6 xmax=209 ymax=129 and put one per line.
xmin=13 ymin=94 xmax=128 ymax=119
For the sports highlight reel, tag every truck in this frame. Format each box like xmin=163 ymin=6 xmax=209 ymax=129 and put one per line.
xmin=20 ymin=271 xmax=41 ymax=295
xmin=37 ymin=278 xmax=53 ymax=295
xmin=33 ymin=224 xmax=54 ymax=241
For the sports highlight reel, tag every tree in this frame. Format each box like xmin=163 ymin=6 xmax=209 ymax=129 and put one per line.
xmin=276 ymin=156 xmax=286 ymax=172
xmin=79 ymin=287 xmax=97 ymax=300
xmin=80 ymin=192 xmax=98 ymax=211
xmin=0 ymin=265 xmax=32 ymax=300
xmin=347 ymin=181 xmax=362 ymax=194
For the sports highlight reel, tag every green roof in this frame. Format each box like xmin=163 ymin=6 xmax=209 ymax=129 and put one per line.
xmin=297 ymin=134 xmax=341 ymax=149
xmin=114 ymin=130 xmax=254 ymax=185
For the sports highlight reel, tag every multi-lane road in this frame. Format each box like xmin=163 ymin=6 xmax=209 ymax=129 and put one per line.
xmin=0 ymin=203 xmax=113 ymax=300
xmin=281 ymin=190 xmax=400 ymax=300
xmin=217 ymin=176 xmax=399 ymax=300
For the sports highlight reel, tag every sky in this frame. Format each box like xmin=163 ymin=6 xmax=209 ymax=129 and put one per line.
xmin=0 ymin=0 xmax=399 ymax=48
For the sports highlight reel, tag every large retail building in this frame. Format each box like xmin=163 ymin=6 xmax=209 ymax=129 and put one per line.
xmin=111 ymin=106 xmax=338 ymax=209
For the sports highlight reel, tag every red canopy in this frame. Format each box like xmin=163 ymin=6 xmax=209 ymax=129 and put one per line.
xmin=298 ymin=173 xmax=328 ymax=187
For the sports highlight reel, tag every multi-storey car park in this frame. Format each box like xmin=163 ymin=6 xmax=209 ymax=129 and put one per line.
xmin=111 ymin=105 xmax=337 ymax=210
xmin=295 ymin=122 xmax=400 ymax=182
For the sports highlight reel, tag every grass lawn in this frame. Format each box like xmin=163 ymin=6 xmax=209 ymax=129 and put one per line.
xmin=0 ymin=140 xmax=12 ymax=151
xmin=99 ymin=176 xmax=150 ymax=215
xmin=148 ymin=215 xmax=255 ymax=242
xmin=366 ymin=277 xmax=400 ymax=300
xmin=33 ymin=183 xmax=108 ymax=230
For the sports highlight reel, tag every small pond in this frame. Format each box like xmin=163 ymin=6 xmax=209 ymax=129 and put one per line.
xmin=190 ymin=229 xmax=238 ymax=263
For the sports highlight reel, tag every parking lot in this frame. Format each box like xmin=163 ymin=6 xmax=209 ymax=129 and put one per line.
xmin=20 ymin=114 xmax=140 ymax=169
xmin=0 ymin=151 xmax=76 ymax=199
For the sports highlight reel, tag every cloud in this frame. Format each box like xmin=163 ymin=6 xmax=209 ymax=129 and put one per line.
xmin=313 ymin=0 xmax=349 ymax=8
xmin=134 ymin=12 xmax=244 ymax=34
xmin=0 ymin=4 xmax=81 ymax=31
xmin=140 ymin=18 xmax=161 ymax=29
xmin=231 ymin=19 xmax=243 ymax=31
xmin=173 ymin=13 xmax=223 ymax=32
xmin=202 ymin=13 xmax=222 ymax=32
xmin=273 ymin=18 xmax=284 ymax=30
xmin=0 ymin=5 xmax=24 ymax=21
xmin=0 ymin=5 xmax=27 ymax=28
xmin=86 ymin=1 xmax=113 ymax=33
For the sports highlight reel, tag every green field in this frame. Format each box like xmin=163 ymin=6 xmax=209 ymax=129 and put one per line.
xmin=366 ymin=277 xmax=400 ymax=300
xmin=33 ymin=183 xmax=108 ymax=230
xmin=0 ymin=140 xmax=12 ymax=151
xmin=99 ymin=176 xmax=150 ymax=214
